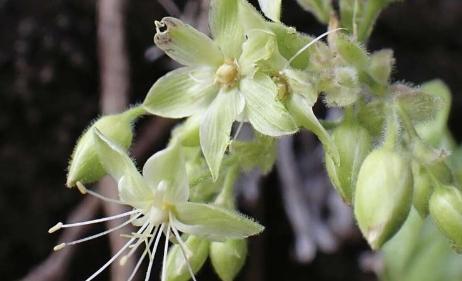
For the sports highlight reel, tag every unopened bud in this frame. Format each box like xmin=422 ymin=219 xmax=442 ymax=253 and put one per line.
xmin=411 ymin=162 xmax=433 ymax=218
xmin=325 ymin=122 xmax=372 ymax=204
xmin=354 ymin=148 xmax=413 ymax=249
xmin=166 ymin=235 xmax=209 ymax=281
xmin=335 ymin=34 xmax=369 ymax=70
xmin=369 ymin=49 xmax=394 ymax=85
xmin=66 ymin=107 xmax=143 ymax=187
xmin=323 ymin=67 xmax=360 ymax=107
xmin=210 ymin=239 xmax=248 ymax=281
xmin=429 ymin=184 xmax=462 ymax=251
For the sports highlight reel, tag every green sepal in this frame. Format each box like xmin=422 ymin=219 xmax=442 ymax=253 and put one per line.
xmin=66 ymin=108 xmax=142 ymax=187
xmin=368 ymin=49 xmax=394 ymax=85
xmin=173 ymin=202 xmax=264 ymax=241
xmin=335 ymin=34 xmax=369 ymax=70
xmin=165 ymin=235 xmax=210 ymax=281
xmin=210 ymin=239 xmax=248 ymax=281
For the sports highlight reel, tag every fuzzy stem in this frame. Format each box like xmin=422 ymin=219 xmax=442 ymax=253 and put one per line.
xmin=215 ymin=164 xmax=240 ymax=209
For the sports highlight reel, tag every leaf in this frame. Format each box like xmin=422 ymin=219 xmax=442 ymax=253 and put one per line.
xmin=154 ymin=17 xmax=223 ymax=66
xmin=209 ymin=0 xmax=245 ymax=58
xmin=173 ymin=202 xmax=264 ymax=241
xmin=258 ymin=0 xmax=282 ymax=22
xmin=143 ymin=144 xmax=189 ymax=203
xmin=200 ymin=88 xmax=245 ymax=181
xmin=296 ymin=0 xmax=333 ymax=24
xmin=93 ymin=129 xmax=152 ymax=208
xmin=240 ymin=74 xmax=298 ymax=136
xmin=143 ymin=66 xmax=218 ymax=118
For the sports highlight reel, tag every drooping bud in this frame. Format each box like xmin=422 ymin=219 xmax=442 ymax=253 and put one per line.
xmin=429 ymin=184 xmax=462 ymax=252
xmin=66 ymin=107 xmax=143 ymax=187
xmin=165 ymin=235 xmax=209 ymax=281
xmin=325 ymin=121 xmax=372 ymax=204
xmin=354 ymin=148 xmax=413 ymax=249
xmin=411 ymin=162 xmax=433 ymax=218
xmin=210 ymin=239 xmax=248 ymax=281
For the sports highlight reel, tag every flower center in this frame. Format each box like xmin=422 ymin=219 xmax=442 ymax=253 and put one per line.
xmin=215 ymin=59 xmax=239 ymax=87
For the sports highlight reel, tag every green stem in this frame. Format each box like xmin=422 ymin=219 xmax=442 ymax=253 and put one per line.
xmin=122 ymin=104 xmax=146 ymax=121
xmin=214 ymin=164 xmax=240 ymax=209
xmin=383 ymin=105 xmax=399 ymax=150
xmin=357 ymin=0 xmax=385 ymax=43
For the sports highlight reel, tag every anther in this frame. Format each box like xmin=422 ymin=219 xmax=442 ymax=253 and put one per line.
xmin=76 ymin=181 xmax=87 ymax=194
xmin=48 ymin=222 xmax=63 ymax=233
xmin=119 ymin=256 xmax=128 ymax=266
xmin=53 ymin=243 xmax=66 ymax=251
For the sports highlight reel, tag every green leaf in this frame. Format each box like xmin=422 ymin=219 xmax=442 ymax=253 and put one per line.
xmin=166 ymin=235 xmax=209 ymax=281
xmin=143 ymin=66 xmax=218 ymax=118
xmin=258 ymin=0 xmax=282 ymax=22
xmin=173 ymin=202 xmax=264 ymax=241
xmin=209 ymin=0 xmax=245 ymax=58
xmin=240 ymin=74 xmax=298 ymax=136
xmin=154 ymin=17 xmax=223 ymax=66
xmin=143 ymin=144 xmax=189 ymax=203
xmin=93 ymin=129 xmax=152 ymax=208
xmin=200 ymin=88 xmax=244 ymax=181
xmin=287 ymin=94 xmax=340 ymax=165
xmin=296 ymin=0 xmax=333 ymax=24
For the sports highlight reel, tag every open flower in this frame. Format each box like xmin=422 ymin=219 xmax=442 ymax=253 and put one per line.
xmin=143 ymin=0 xmax=297 ymax=180
xmin=49 ymin=129 xmax=263 ymax=281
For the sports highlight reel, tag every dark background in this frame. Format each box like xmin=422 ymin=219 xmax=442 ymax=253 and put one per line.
xmin=1 ymin=0 xmax=461 ymax=280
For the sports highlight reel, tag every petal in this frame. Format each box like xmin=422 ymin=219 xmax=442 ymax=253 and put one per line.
xmin=143 ymin=66 xmax=218 ymax=118
xmin=154 ymin=17 xmax=223 ymax=67
xmin=200 ymin=88 xmax=244 ymax=181
xmin=93 ymin=129 xmax=152 ymax=206
xmin=287 ymin=94 xmax=340 ymax=165
xmin=173 ymin=202 xmax=264 ymax=241
xmin=209 ymin=0 xmax=245 ymax=58
xmin=142 ymin=143 xmax=189 ymax=203
xmin=240 ymin=74 xmax=298 ymax=136
xmin=258 ymin=0 xmax=282 ymax=22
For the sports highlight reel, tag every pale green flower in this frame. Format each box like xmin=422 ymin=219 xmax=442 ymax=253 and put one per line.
xmin=49 ymin=129 xmax=263 ymax=281
xmin=143 ymin=0 xmax=297 ymax=180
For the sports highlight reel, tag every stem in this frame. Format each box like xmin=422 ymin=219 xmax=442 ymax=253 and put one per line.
xmin=383 ymin=105 xmax=399 ymax=150
xmin=357 ymin=0 xmax=385 ymax=43
xmin=215 ymin=164 xmax=240 ymax=209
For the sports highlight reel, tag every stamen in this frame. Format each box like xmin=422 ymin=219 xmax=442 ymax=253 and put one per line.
xmin=85 ymin=221 xmax=149 ymax=281
xmin=285 ymin=28 xmax=345 ymax=68
xmin=171 ymin=215 xmax=197 ymax=281
xmin=120 ymin=225 xmax=158 ymax=266
xmin=232 ymin=122 xmax=244 ymax=141
xmin=85 ymin=189 xmax=125 ymax=205
xmin=65 ymin=213 xmax=141 ymax=247
xmin=161 ymin=223 xmax=171 ymax=281
xmin=53 ymin=243 xmax=66 ymax=251
xmin=76 ymin=181 xmax=87 ymax=194
xmin=51 ymin=210 xmax=140 ymax=234
xmin=145 ymin=223 xmax=165 ymax=281
xmin=127 ymin=232 xmax=156 ymax=281
xmin=48 ymin=222 xmax=63 ymax=233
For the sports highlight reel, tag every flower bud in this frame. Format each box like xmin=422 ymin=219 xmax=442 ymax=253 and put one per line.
xmin=66 ymin=108 xmax=142 ymax=187
xmin=335 ymin=34 xmax=369 ymax=70
xmin=323 ymin=67 xmax=360 ymax=107
xmin=411 ymin=162 xmax=433 ymax=218
xmin=210 ymin=239 xmax=248 ymax=281
xmin=325 ymin=122 xmax=372 ymax=204
xmin=166 ymin=235 xmax=209 ymax=281
xmin=369 ymin=49 xmax=394 ymax=85
xmin=354 ymin=148 xmax=413 ymax=249
xmin=429 ymin=184 xmax=462 ymax=251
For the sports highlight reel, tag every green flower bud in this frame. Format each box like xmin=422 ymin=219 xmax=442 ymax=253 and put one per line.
xmin=368 ymin=49 xmax=394 ymax=85
xmin=210 ymin=239 xmax=248 ymax=281
xmin=166 ymin=235 xmax=209 ymax=281
xmin=325 ymin=122 xmax=372 ymax=204
xmin=323 ymin=67 xmax=361 ymax=107
xmin=412 ymin=162 xmax=433 ymax=218
xmin=354 ymin=148 xmax=413 ymax=249
xmin=66 ymin=107 xmax=143 ymax=187
xmin=429 ymin=184 xmax=462 ymax=252
xmin=335 ymin=34 xmax=369 ymax=70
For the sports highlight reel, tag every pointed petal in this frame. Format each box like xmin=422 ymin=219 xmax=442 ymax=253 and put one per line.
xmin=209 ymin=0 xmax=245 ymax=58
xmin=287 ymin=94 xmax=340 ymax=165
xmin=93 ymin=129 xmax=151 ymax=206
xmin=173 ymin=202 xmax=264 ymax=241
xmin=154 ymin=17 xmax=223 ymax=66
xmin=258 ymin=0 xmax=282 ymax=22
xmin=240 ymin=74 xmax=298 ymax=136
xmin=143 ymin=66 xmax=218 ymax=118
xmin=142 ymin=144 xmax=189 ymax=203
xmin=200 ymin=88 xmax=244 ymax=181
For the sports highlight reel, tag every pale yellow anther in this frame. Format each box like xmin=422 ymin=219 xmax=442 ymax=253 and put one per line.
xmin=48 ymin=222 xmax=63 ymax=233
xmin=215 ymin=60 xmax=239 ymax=86
xmin=53 ymin=243 xmax=66 ymax=251
xmin=119 ymin=255 xmax=128 ymax=266
xmin=76 ymin=181 xmax=87 ymax=194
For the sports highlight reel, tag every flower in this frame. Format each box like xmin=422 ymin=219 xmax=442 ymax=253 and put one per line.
xmin=49 ymin=129 xmax=263 ymax=281
xmin=142 ymin=0 xmax=297 ymax=180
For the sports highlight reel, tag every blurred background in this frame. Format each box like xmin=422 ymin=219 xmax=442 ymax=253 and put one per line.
xmin=1 ymin=0 xmax=462 ymax=280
